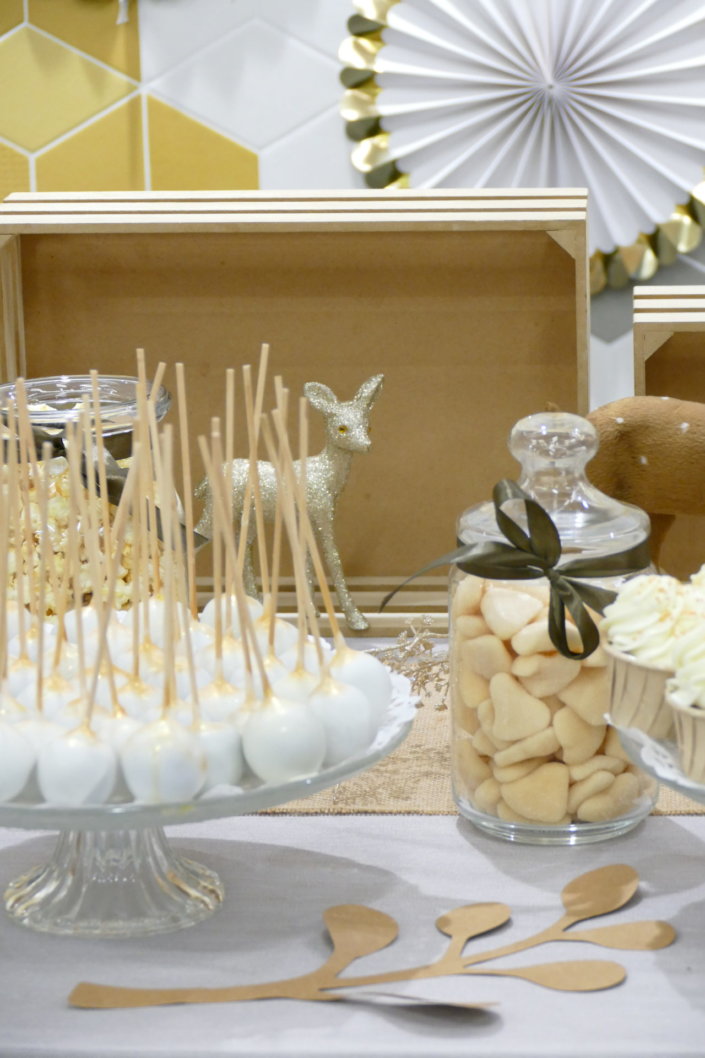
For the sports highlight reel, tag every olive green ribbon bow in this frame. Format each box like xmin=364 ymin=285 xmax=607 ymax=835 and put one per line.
xmin=381 ymin=479 xmax=651 ymax=660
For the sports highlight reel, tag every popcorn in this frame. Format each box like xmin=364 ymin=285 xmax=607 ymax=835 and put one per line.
xmin=5 ymin=458 xmax=159 ymax=616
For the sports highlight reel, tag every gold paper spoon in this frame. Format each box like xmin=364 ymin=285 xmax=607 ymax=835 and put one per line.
xmin=469 ymin=959 xmax=626 ymax=992
xmin=561 ymin=920 xmax=676 ymax=951
xmin=70 ymin=905 xmax=401 ymax=1010
xmin=435 ymin=904 xmax=511 ymax=961
xmin=560 ymin=864 xmax=639 ymax=924
xmin=322 ymin=904 xmax=399 ymax=973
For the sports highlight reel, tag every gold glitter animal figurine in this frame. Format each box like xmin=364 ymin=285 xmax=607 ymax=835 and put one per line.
xmin=197 ymin=374 xmax=384 ymax=631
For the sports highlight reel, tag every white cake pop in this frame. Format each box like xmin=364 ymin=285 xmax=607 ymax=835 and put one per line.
xmin=112 ymin=639 xmax=165 ymax=689
xmin=328 ymin=647 xmax=393 ymax=728
xmin=14 ymin=716 xmax=65 ymax=752
xmin=279 ymin=638 xmax=333 ymax=675
xmin=200 ymin=594 xmax=263 ymax=638
xmin=172 ymin=659 xmax=213 ymax=700
xmin=242 ymin=695 xmax=326 ymax=784
xmin=196 ymin=634 xmax=246 ymax=686
xmin=0 ymin=676 xmax=25 ymax=712
xmin=252 ymin=614 xmax=299 ymax=656
xmin=37 ymin=726 xmax=118 ymax=805
xmin=92 ymin=709 xmax=142 ymax=749
xmin=115 ymin=678 xmax=163 ymax=723
xmin=261 ymin=652 xmax=290 ymax=688
xmin=197 ymin=678 xmax=246 ymax=722
xmin=3 ymin=656 xmax=36 ymax=698
xmin=146 ymin=599 xmax=190 ymax=650
xmin=52 ymin=641 xmax=82 ymax=681
xmin=195 ymin=722 xmax=244 ymax=789
xmin=177 ymin=617 xmax=214 ymax=654
xmin=120 ymin=718 xmax=206 ymax=803
xmin=17 ymin=670 xmax=78 ymax=720
xmin=8 ymin=623 xmax=58 ymax=664
xmin=0 ymin=721 xmax=35 ymax=801
xmin=63 ymin=604 xmax=102 ymax=644
xmin=308 ymin=676 xmax=375 ymax=765
xmin=271 ymin=666 xmax=319 ymax=704
xmin=113 ymin=595 xmax=167 ymax=636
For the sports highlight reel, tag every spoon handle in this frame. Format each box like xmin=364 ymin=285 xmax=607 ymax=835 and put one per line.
xmin=68 ymin=978 xmax=316 ymax=1009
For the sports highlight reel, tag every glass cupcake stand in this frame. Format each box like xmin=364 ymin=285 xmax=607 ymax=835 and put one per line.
xmin=616 ymin=724 xmax=705 ymax=809
xmin=1 ymin=674 xmax=415 ymax=938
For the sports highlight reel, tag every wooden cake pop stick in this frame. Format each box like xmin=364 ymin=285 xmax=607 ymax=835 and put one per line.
xmin=223 ymin=367 xmax=236 ymax=633
xmin=175 ymin=362 xmax=198 ymax=618
xmin=271 ymin=405 xmax=344 ymax=649
xmin=198 ymin=435 xmax=268 ymax=702
xmin=90 ymin=369 xmax=112 ymax=555
xmin=84 ymin=451 xmax=140 ymax=729
xmin=242 ymin=362 xmax=270 ymax=599
xmin=136 ymin=351 xmax=162 ymax=599
xmin=236 ymin=344 xmax=269 ymax=581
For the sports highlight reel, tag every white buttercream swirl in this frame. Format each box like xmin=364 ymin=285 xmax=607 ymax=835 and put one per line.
xmin=603 ymin=568 xmax=705 ymax=706
xmin=601 ymin=574 xmax=685 ymax=668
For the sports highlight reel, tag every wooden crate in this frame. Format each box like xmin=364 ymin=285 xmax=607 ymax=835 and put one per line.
xmin=633 ymin=285 xmax=705 ymax=579
xmin=0 ymin=190 xmax=589 ymax=630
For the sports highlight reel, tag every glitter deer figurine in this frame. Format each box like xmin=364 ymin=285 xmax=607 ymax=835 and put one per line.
xmin=196 ymin=373 xmax=384 ymax=632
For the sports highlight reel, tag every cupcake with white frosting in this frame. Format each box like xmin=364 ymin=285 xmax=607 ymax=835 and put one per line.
xmin=601 ymin=574 xmax=685 ymax=739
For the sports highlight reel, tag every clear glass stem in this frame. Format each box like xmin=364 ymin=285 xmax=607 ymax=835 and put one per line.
xmin=4 ymin=827 xmax=223 ymax=937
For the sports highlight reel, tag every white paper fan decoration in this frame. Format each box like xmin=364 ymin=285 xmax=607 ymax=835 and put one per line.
xmin=341 ymin=0 xmax=705 ymax=259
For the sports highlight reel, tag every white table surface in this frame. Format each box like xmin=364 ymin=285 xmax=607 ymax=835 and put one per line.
xmin=0 ymin=814 xmax=703 ymax=1058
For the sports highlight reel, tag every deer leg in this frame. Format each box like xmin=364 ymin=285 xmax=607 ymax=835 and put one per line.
xmin=316 ymin=520 xmax=369 ymax=632
xmin=242 ymin=537 xmax=259 ymax=600
xmin=304 ymin=553 xmax=320 ymax=619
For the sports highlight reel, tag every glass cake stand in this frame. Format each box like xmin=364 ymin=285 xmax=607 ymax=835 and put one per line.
xmin=616 ymin=725 xmax=705 ymax=808
xmin=1 ymin=675 xmax=416 ymax=938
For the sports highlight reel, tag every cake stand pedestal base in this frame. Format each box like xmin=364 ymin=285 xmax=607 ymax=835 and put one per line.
xmin=4 ymin=826 xmax=223 ymax=937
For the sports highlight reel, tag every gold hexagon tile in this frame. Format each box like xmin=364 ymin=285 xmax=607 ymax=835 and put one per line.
xmin=0 ymin=0 xmax=23 ymax=36
xmin=148 ymin=96 xmax=258 ymax=191
xmin=36 ymin=96 xmax=143 ymax=191
xmin=29 ymin=0 xmax=140 ymax=80
xmin=0 ymin=27 xmax=135 ymax=150
xmin=0 ymin=142 xmax=30 ymax=200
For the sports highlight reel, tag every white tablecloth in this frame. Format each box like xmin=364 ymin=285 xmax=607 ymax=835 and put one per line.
xmin=0 ymin=814 xmax=703 ymax=1058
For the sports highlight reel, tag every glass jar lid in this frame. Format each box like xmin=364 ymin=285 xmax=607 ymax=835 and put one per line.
xmin=458 ymin=410 xmax=650 ymax=561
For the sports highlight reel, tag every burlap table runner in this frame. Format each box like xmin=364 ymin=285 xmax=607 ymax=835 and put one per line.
xmin=265 ymin=677 xmax=702 ymax=817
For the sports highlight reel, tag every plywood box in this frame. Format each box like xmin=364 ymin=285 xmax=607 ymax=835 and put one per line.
xmin=633 ymin=285 xmax=705 ymax=579
xmin=0 ymin=190 xmax=589 ymax=625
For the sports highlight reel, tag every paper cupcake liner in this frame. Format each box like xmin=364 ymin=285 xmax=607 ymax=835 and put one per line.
xmin=669 ymin=697 xmax=705 ymax=785
xmin=604 ymin=643 xmax=674 ymax=740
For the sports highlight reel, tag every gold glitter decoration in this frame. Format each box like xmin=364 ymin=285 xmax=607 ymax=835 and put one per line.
xmin=371 ymin=615 xmax=449 ymax=704
xmin=196 ymin=374 xmax=384 ymax=632
xmin=340 ymin=3 xmax=705 ymax=292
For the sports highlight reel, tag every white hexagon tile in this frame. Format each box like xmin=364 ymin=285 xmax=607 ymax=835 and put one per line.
xmin=146 ymin=18 xmax=340 ymax=151
xmin=139 ymin=0 xmax=352 ymax=82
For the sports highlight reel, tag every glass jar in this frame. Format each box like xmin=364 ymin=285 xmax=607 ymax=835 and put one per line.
xmin=0 ymin=374 xmax=171 ymax=614
xmin=449 ymin=411 xmax=658 ymax=845
xmin=0 ymin=374 xmax=171 ymax=458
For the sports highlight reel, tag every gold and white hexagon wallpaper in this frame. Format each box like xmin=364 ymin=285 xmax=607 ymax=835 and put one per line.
xmin=2 ymin=0 xmax=705 ymax=407
xmin=0 ymin=0 xmax=361 ymax=198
